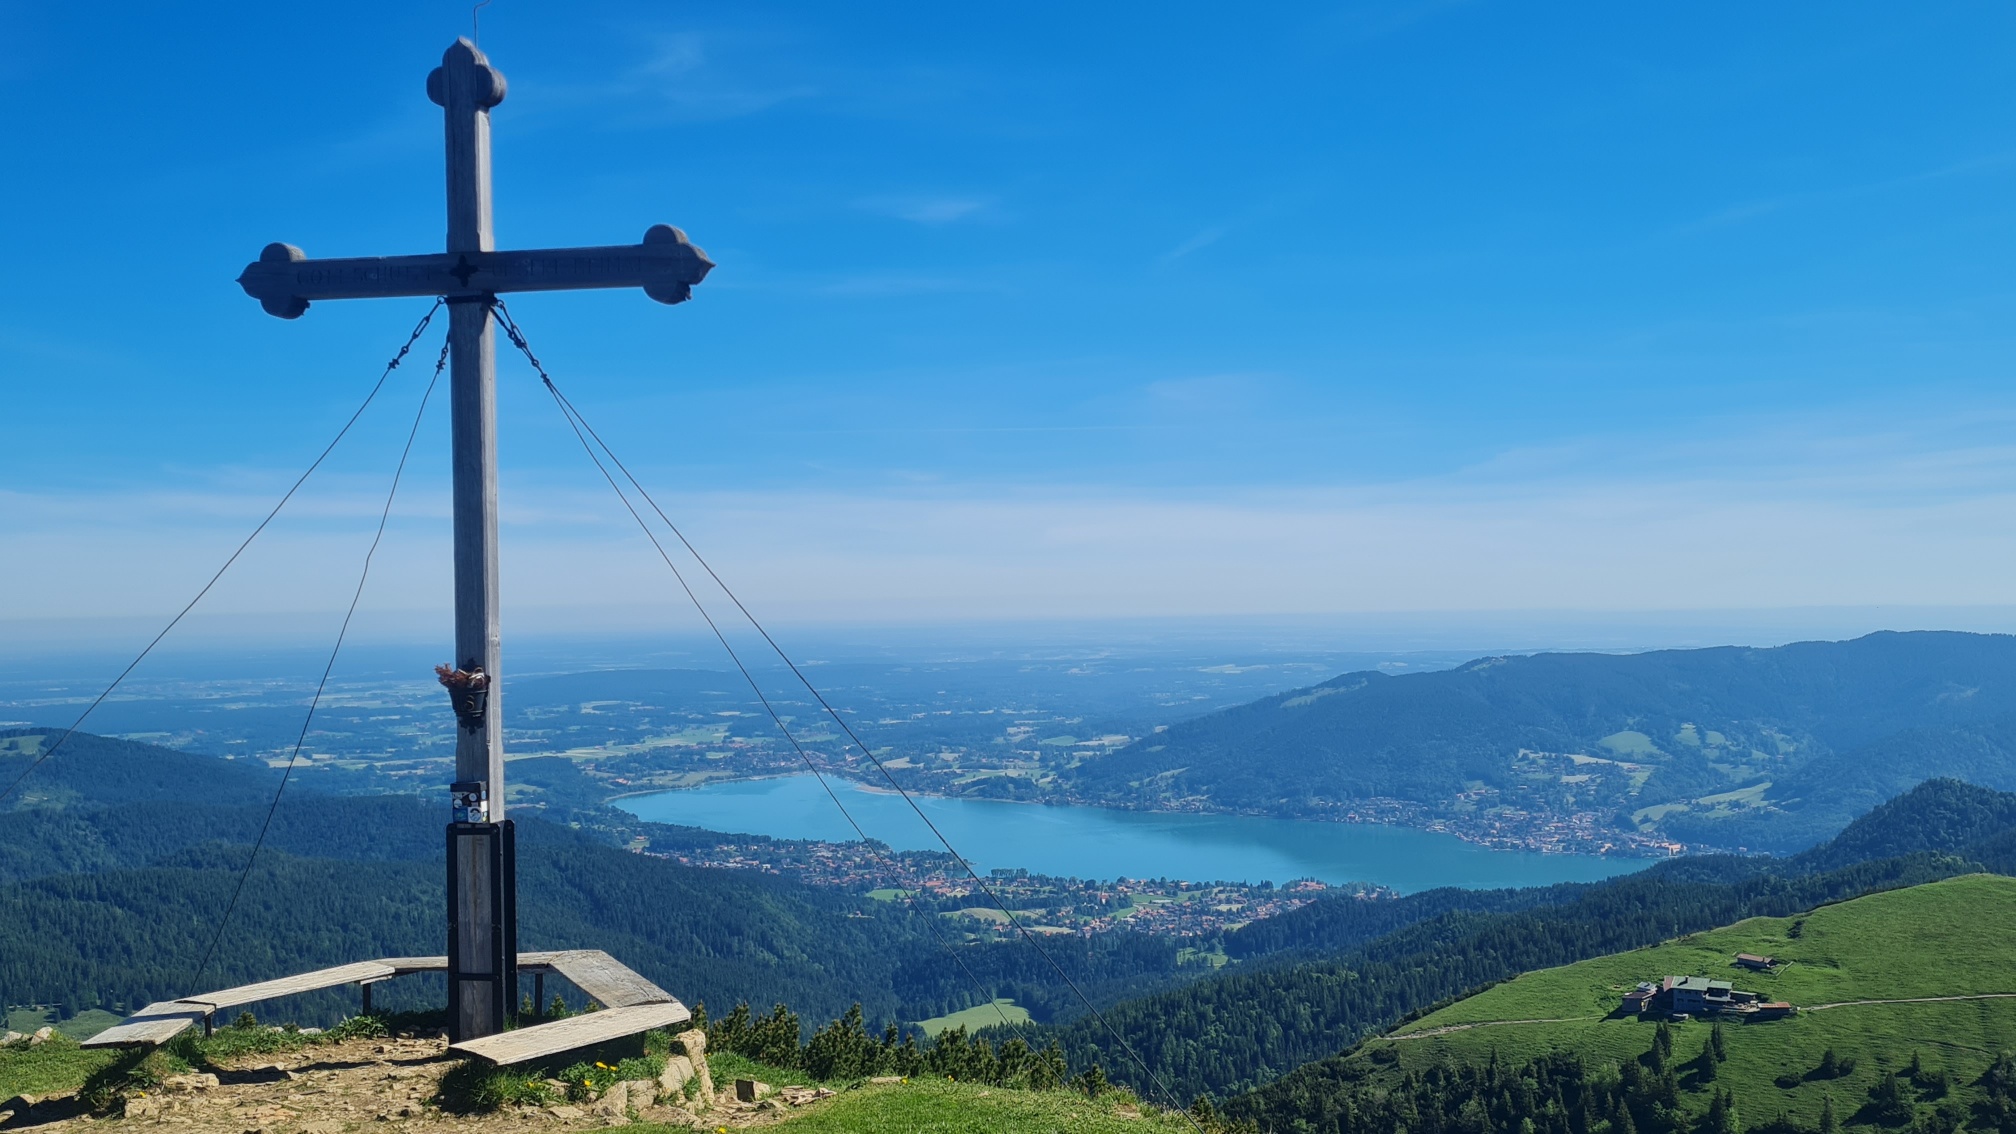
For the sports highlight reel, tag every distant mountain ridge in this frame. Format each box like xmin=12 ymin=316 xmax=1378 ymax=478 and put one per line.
xmin=1064 ymin=631 xmax=2016 ymax=852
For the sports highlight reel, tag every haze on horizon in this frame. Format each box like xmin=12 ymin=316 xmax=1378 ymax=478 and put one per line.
xmin=6 ymin=3 xmax=2016 ymax=647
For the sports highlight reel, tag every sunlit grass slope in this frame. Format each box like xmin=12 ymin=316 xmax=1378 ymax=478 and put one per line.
xmin=1363 ymin=874 xmax=2016 ymax=1126
xmin=756 ymin=1077 xmax=1192 ymax=1132
xmin=915 ymin=999 xmax=1032 ymax=1037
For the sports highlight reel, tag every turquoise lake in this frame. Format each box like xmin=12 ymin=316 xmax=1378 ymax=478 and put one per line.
xmin=616 ymin=775 xmax=1648 ymax=893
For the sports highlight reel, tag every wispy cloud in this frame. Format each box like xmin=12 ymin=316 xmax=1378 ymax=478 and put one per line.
xmin=1159 ymin=227 xmax=1225 ymax=264
xmin=811 ymin=272 xmax=997 ymax=298
xmin=15 ymin=405 xmax=2016 ymax=624
xmin=1665 ymin=149 xmax=2016 ymax=239
xmin=514 ymin=25 xmax=998 ymax=131
xmin=1141 ymin=373 xmax=1267 ymax=410
xmin=715 ymin=267 xmax=1008 ymax=298
xmin=855 ymin=193 xmax=998 ymax=226
xmin=1667 ymin=199 xmax=1783 ymax=237
xmin=517 ymin=30 xmax=819 ymax=127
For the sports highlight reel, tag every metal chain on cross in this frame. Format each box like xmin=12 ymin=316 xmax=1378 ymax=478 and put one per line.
xmin=490 ymin=298 xmax=551 ymax=388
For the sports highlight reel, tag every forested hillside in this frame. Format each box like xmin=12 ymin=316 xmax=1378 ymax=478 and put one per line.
xmin=1664 ymin=712 xmax=2016 ymax=852
xmin=20 ymin=730 xmax=2016 ymax=1119
xmin=0 ymin=730 xmax=1202 ymax=1032
xmin=1067 ymin=631 xmax=2016 ymax=852
xmin=1043 ymin=778 xmax=2016 ymax=1102
xmin=1229 ymin=875 xmax=2016 ymax=1133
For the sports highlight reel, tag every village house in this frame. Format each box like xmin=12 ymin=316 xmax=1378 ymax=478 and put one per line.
xmin=1666 ymin=975 xmax=1736 ymax=1015
xmin=1623 ymin=975 xmax=1776 ymax=1019
xmin=1735 ymin=953 xmax=1779 ymax=971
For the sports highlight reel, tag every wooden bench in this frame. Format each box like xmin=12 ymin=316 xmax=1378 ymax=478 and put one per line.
xmin=449 ymin=1002 xmax=692 ymax=1065
xmin=83 ymin=950 xmax=687 ymax=1062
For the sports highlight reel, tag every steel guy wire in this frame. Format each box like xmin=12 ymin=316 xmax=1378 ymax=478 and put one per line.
xmin=494 ymin=301 xmax=1027 ymax=1040
xmin=494 ymin=301 xmax=1202 ymax=1125
xmin=190 ymin=335 xmax=449 ymax=992
xmin=0 ymin=300 xmax=446 ymax=810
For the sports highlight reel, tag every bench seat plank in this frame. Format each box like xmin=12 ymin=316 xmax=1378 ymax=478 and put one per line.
xmin=186 ymin=962 xmax=397 ymax=1012
xmin=82 ymin=1001 xmax=209 ymax=1048
xmin=542 ymin=950 xmax=674 ymax=1008
xmin=449 ymin=1002 xmax=692 ymax=1066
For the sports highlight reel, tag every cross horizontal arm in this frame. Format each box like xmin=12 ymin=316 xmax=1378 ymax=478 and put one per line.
xmin=238 ymin=224 xmax=713 ymax=318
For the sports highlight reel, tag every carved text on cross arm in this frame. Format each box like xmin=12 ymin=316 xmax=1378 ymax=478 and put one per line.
xmin=499 ymin=255 xmax=635 ymax=281
xmin=295 ymin=264 xmax=439 ymax=287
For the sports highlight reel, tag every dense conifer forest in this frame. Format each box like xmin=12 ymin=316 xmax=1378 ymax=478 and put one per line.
xmin=1043 ymin=778 xmax=2016 ymax=1102
xmin=0 ymin=730 xmax=1201 ymax=1030
xmin=18 ymin=730 xmax=2016 ymax=1124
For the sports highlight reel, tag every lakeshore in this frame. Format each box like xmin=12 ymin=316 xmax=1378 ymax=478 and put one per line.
xmin=617 ymin=774 xmax=1647 ymax=894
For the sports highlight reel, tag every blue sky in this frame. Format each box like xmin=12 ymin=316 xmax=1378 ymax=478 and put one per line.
xmin=6 ymin=2 xmax=2016 ymax=636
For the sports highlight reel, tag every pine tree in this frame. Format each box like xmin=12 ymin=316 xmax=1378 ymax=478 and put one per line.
xmin=1819 ymin=1092 xmax=1839 ymax=1134
xmin=1655 ymin=1021 xmax=1674 ymax=1059
xmin=1867 ymin=1072 xmax=1913 ymax=1125
xmin=1702 ymin=1089 xmax=1734 ymax=1134
xmin=1709 ymin=1023 xmax=1726 ymax=1063
xmin=751 ymin=1003 xmax=803 ymax=1068
xmin=1074 ymin=1063 xmax=1109 ymax=1098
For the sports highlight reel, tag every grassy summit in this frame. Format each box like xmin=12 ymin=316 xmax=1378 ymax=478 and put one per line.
xmin=761 ymin=1077 xmax=1192 ymax=1132
xmin=1354 ymin=874 xmax=2016 ymax=1127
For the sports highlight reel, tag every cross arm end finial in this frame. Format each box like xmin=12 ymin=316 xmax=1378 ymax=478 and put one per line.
xmin=641 ymin=225 xmax=715 ymax=305
xmin=237 ymin=243 xmax=310 ymax=319
xmin=427 ymin=38 xmax=507 ymax=110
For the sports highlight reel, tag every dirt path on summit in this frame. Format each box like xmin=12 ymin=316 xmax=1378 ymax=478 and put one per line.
xmin=1805 ymin=993 xmax=2016 ymax=1011
xmin=0 ymin=1035 xmax=824 ymax=1134
xmin=1389 ymin=1017 xmax=1603 ymax=1039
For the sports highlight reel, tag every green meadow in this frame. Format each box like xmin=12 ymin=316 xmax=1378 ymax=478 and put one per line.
xmin=1360 ymin=874 xmax=2016 ymax=1127
xmin=915 ymin=999 xmax=1032 ymax=1036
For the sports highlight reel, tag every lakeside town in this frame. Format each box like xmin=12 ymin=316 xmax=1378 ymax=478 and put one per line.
xmin=630 ymin=830 xmax=1383 ymax=938
xmin=1 ymin=654 xmax=1707 ymax=865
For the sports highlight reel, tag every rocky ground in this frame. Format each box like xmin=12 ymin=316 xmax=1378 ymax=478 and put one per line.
xmin=0 ymin=1033 xmax=843 ymax=1134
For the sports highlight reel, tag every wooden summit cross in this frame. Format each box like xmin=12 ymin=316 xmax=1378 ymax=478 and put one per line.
xmin=238 ymin=39 xmax=712 ymax=1044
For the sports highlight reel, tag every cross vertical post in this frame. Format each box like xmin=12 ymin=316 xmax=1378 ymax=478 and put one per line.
xmin=237 ymin=36 xmax=712 ymax=1047
xmin=432 ymin=38 xmax=512 ymax=1044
